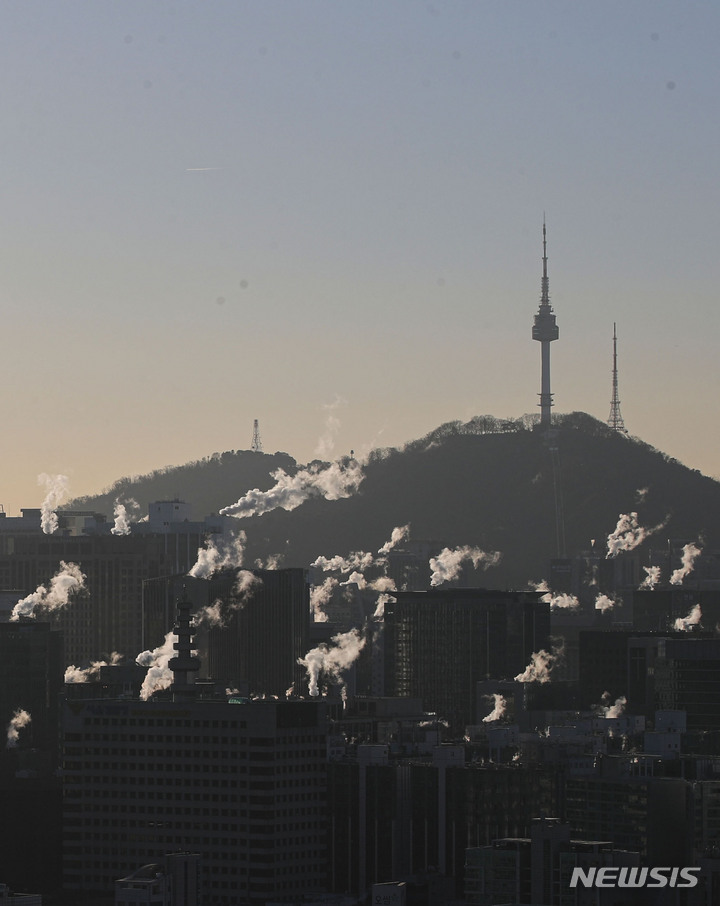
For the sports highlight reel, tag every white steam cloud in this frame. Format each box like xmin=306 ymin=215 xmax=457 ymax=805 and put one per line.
xmin=314 ymin=396 xmax=346 ymax=460
xmin=606 ymin=512 xmax=668 ymax=558
xmin=136 ymin=633 xmax=175 ymax=701
xmin=482 ymin=693 xmax=508 ymax=723
xmin=430 ymin=546 xmax=502 ymax=587
xmin=309 ymin=577 xmax=336 ymax=623
xmin=220 ymin=460 xmax=364 ymax=519
xmin=639 ymin=566 xmax=661 ymax=590
xmin=312 ymin=550 xmax=375 ymax=574
xmin=514 ymin=644 xmax=563 ymax=683
xmin=38 ymin=473 xmax=69 ymax=534
xmin=373 ymin=593 xmax=395 ymax=620
xmin=10 ymin=561 xmax=86 ymax=621
xmin=674 ymin=603 xmax=702 ymax=632
xmin=64 ymin=652 xmax=124 ymax=684
xmin=111 ymin=498 xmax=139 ymax=536
xmin=311 ymin=526 xmax=406 ymax=622
xmin=193 ymin=570 xmax=263 ymax=628
xmin=6 ymin=709 xmax=31 ymax=748
xmin=670 ymin=542 xmax=702 ymax=585
xmin=595 ymin=594 xmax=618 ymax=613
xmin=298 ymin=628 xmax=366 ymax=698
xmin=378 ymin=524 xmax=410 ymax=554
xmin=531 ymin=581 xmax=580 ymax=611
xmin=600 ymin=692 xmax=627 ymax=719
xmin=188 ymin=532 xmax=246 ymax=579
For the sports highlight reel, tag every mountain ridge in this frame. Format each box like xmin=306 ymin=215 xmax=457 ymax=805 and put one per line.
xmin=68 ymin=413 xmax=720 ymax=588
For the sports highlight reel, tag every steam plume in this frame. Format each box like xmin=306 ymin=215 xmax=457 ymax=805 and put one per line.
xmin=369 ymin=575 xmax=396 ymax=593
xmin=298 ymin=628 xmax=366 ymax=697
xmin=64 ymin=652 xmax=124 ymax=683
xmin=670 ymin=542 xmax=702 ymax=585
xmin=482 ymin=693 xmax=508 ymax=723
xmin=639 ymin=566 xmax=661 ymax=590
xmin=430 ymin=546 xmax=502 ymax=586
xmin=6 ymin=709 xmax=31 ymax=748
xmin=514 ymin=644 xmax=563 ymax=683
xmin=136 ymin=633 xmax=175 ymax=700
xmin=674 ymin=603 xmax=702 ymax=631
xmin=599 ymin=692 xmax=627 ymax=718
xmin=595 ymin=594 xmax=618 ymax=613
xmin=38 ymin=473 xmax=69 ymax=534
xmin=188 ymin=531 xmax=246 ymax=579
xmin=342 ymin=570 xmax=367 ymax=589
xmin=10 ymin=561 xmax=86 ymax=621
xmin=378 ymin=524 xmax=410 ymax=554
xmin=373 ymin=593 xmax=395 ymax=620
xmin=314 ymin=396 xmax=346 ymax=459
xmin=111 ymin=498 xmax=139 ymax=535
xmin=310 ymin=577 xmax=336 ymax=622
xmin=193 ymin=570 xmax=263 ymax=628
xmin=311 ymin=550 xmax=375 ymax=574
xmin=606 ymin=512 xmax=668 ymax=558
xmin=531 ymin=581 xmax=580 ymax=611
xmin=312 ymin=526 xmax=405 ymax=622
xmin=220 ymin=460 xmax=364 ymax=519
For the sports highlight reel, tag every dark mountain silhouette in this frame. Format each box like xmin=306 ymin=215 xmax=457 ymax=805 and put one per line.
xmin=69 ymin=448 xmax=299 ymax=520
xmin=69 ymin=413 xmax=720 ymax=588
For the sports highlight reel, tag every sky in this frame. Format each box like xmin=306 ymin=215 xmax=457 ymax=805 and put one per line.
xmin=1 ymin=0 xmax=719 ymax=517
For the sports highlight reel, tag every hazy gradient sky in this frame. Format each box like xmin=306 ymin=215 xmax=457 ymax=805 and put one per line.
xmin=1 ymin=0 xmax=719 ymax=516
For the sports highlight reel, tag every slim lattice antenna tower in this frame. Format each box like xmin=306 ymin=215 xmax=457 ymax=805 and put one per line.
xmin=251 ymin=419 xmax=263 ymax=453
xmin=607 ymin=323 xmax=627 ymax=433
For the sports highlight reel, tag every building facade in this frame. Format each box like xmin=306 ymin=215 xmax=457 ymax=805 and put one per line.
xmin=383 ymin=589 xmax=549 ymax=731
xmin=62 ymin=698 xmax=328 ymax=904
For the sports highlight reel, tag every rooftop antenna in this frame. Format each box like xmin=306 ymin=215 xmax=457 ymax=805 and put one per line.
xmin=607 ymin=323 xmax=627 ymax=433
xmin=251 ymin=419 xmax=263 ymax=453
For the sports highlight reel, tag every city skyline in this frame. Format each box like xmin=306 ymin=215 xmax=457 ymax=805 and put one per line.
xmin=1 ymin=1 xmax=719 ymax=517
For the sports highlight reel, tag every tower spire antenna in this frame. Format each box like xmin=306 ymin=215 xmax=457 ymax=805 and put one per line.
xmin=251 ymin=419 xmax=263 ymax=453
xmin=532 ymin=219 xmax=559 ymax=427
xmin=607 ymin=323 xmax=627 ymax=433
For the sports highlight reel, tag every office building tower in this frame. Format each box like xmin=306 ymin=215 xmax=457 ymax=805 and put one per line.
xmin=62 ymin=597 xmax=328 ymax=902
xmin=383 ymin=588 xmax=549 ymax=731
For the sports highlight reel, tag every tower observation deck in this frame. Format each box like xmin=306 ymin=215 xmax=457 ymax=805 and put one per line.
xmin=532 ymin=221 xmax=559 ymax=428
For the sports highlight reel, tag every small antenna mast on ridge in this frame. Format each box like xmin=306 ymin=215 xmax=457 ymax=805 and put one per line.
xmin=251 ymin=419 xmax=263 ymax=453
xmin=607 ymin=324 xmax=627 ymax=433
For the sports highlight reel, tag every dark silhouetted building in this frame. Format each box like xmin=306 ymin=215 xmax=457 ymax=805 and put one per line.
xmin=383 ymin=588 xmax=549 ymax=731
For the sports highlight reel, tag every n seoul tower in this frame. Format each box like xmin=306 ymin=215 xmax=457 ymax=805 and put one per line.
xmin=532 ymin=221 xmax=559 ymax=428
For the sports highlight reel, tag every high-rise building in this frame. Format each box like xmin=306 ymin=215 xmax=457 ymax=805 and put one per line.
xmin=328 ymin=748 xmax=559 ymax=899
xmin=206 ymin=567 xmax=310 ymax=698
xmin=464 ymin=817 xmax=639 ymax=906
xmin=0 ymin=621 xmax=64 ymax=761
xmin=143 ymin=567 xmax=311 ymax=698
xmin=62 ymin=598 xmax=328 ymax=903
xmin=62 ymin=695 xmax=328 ymax=903
xmin=0 ymin=508 xmax=220 ymax=665
xmin=0 ymin=621 xmax=64 ymax=896
xmin=383 ymin=588 xmax=549 ymax=732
